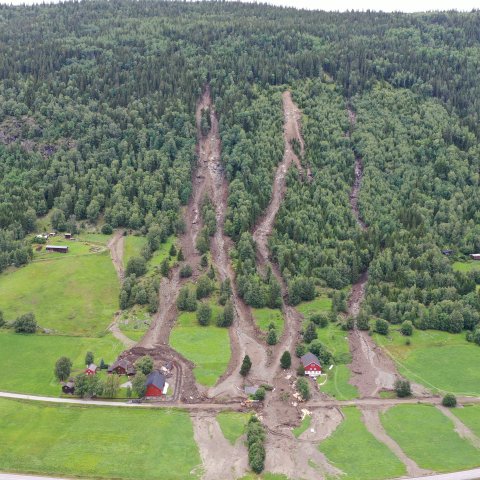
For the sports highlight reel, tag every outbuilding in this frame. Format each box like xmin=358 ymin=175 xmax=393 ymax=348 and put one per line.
xmin=470 ymin=254 xmax=480 ymax=261
xmin=300 ymin=352 xmax=322 ymax=378
xmin=108 ymin=358 xmax=136 ymax=376
xmin=61 ymin=381 xmax=75 ymax=395
xmin=145 ymin=370 xmax=168 ymax=397
xmin=85 ymin=364 xmax=97 ymax=375
xmin=46 ymin=245 xmax=68 ymax=253
xmin=64 ymin=233 xmax=72 ymax=239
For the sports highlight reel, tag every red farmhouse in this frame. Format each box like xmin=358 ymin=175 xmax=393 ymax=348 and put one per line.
xmin=85 ymin=363 xmax=97 ymax=375
xmin=145 ymin=370 xmax=168 ymax=397
xmin=108 ymin=358 xmax=136 ymax=376
xmin=300 ymin=352 xmax=322 ymax=378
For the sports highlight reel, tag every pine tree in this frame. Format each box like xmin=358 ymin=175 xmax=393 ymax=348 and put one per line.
xmin=240 ymin=355 xmax=252 ymax=376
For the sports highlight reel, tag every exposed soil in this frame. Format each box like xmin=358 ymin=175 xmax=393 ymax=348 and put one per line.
xmin=107 ymin=230 xmax=125 ymax=281
xmin=361 ymin=406 xmax=432 ymax=477
xmin=436 ymin=405 xmax=480 ymax=448
xmin=190 ymin=412 xmax=249 ymax=480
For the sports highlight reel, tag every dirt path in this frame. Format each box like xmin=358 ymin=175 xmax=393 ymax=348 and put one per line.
xmin=436 ymin=405 xmax=480 ymax=448
xmin=107 ymin=230 xmax=125 ymax=281
xmin=190 ymin=412 xmax=248 ymax=480
xmin=361 ymin=406 xmax=432 ymax=477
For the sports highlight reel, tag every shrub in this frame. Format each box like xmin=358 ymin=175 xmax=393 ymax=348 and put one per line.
xmin=308 ymin=339 xmax=332 ymax=365
xmin=296 ymin=365 xmax=305 ymax=376
xmin=303 ymin=321 xmax=317 ymax=343
xmin=442 ymin=393 xmax=457 ymax=408
xmin=267 ymin=328 xmax=277 ymax=345
xmin=101 ymin=224 xmax=113 ymax=235
xmin=246 ymin=417 xmax=266 ymax=474
xmin=400 ymin=320 xmax=413 ymax=336
xmin=75 ymin=373 xmax=103 ymax=398
xmin=180 ymin=264 xmax=193 ymax=278
xmin=196 ymin=275 xmax=213 ymax=299
xmin=160 ymin=258 xmax=169 ymax=277
xmin=135 ymin=355 xmax=154 ymax=375
xmin=132 ymin=372 xmax=147 ymax=398
xmin=200 ymin=254 xmax=208 ymax=268
xmin=169 ymin=244 xmax=177 ymax=257
xmin=254 ymin=387 xmax=266 ymax=401
xmin=0 ymin=310 xmax=4 ymax=328
xmin=311 ymin=314 xmax=329 ymax=328
xmin=473 ymin=328 xmax=480 ymax=346
xmin=85 ymin=351 xmax=94 ymax=365
xmin=394 ymin=379 xmax=411 ymax=398
xmin=216 ymin=301 xmax=234 ymax=327
xmin=280 ymin=351 xmax=292 ymax=369
xmin=357 ymin=311 xmax=370 ymax=330
xmin=177 ymin=248 xmax=184 ymax=261
xmin=295 ymin=343 xmax=307 ymax=357
xmin=126 ymin=256 xmax=147 ymax=277
xmin=375 ymin=319 xmax=389 ymax=335
xmin=197 ymin=302 xmax=212 ymax=326
xmin=13 ymin=313 xmax=37 ymax=333
xmin=240 ymin=355 xmax=252 ymax=376
xmin=296 ymin=377 xmax=311 ymax=400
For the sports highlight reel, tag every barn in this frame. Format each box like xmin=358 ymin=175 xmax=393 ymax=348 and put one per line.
xmin=145 ymin=370 xmax=168 ymax=397
xmin=46 ymin=245 xmax=68 ymax=253
xmin=300 ymin=352 xmax=322 ymax=378
xmin=108 ymin=358 xmax=136 ymax=376
xmin=85 ymin=363 xmax=97 ymax=375
xmin=61 ymin=381 xmax=75 ymax=395
xmin=64 ymin=233 xmax=72 ymax=239
xmin=470 ymin=254 xmax=480 ymax=261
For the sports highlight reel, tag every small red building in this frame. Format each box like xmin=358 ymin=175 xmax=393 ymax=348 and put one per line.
xmin=300 ymin=352 xmax=322 ymax=378
xmin=46 ymin=245 xmax=68 ymax=253
xmin=470 ymin=254 xmax=480 ymax=261
xmin=85 ymin=363 xmax=97 ymax=375
xmin=145 ymin=370 xmax=168 ymax=397
xmin=108 ymin=358 xmax=136 ymax=376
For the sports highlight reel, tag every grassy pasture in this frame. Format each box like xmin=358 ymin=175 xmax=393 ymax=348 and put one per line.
xmin=452 ymin=261 xmax=480 ymax=272
xmin=252 ymin=307 xmax=284 ymax=334
xmin=216 ymin=411 xmax=251 ymax=445
xmin=0 ymin=332 xmax=123 ymax=395
xmin=0 ymin=399 xmax=201 ymax=480
xmin=319 ymin=407 xmax=406 ymax=480
xmin=452 ymin=405 xmax=480 ymax=437
xmin=123 ymin=235 xmax=147 ymax=267
xmin=170 ymin=306 xmax=231 ymax=386
xmin=320 ymin=364 xmax=358 ymax=400
xmin=381 ymin=404 xmax=480 ymax=472
xmin=374 ymin=329 xmax=480 ymax=395
xmin=296 ymin=294 xmax=332 ymax=318
xmin=0 ymin=240 xmax=119 ymax=336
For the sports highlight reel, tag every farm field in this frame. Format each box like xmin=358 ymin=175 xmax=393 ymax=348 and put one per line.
xmin=170 ymin=308 xmax=231 ymax=386
xmin=319 ymin=407 xmax=406 ymax=480
xmin=320 ymin=364 xmax=358 ymax=400
xmin=216 ymin=411 xmax=250 ymax=445
xmin=0 ymin=398 xmax=201 ymax=480
xmin=374 ymin=329 xmax=480 ymax=395
xmin=381 ymin=404 xmax=480 ymax=472
xmin=0 ymin=331 xmax=123 ymax=395
xmin=251 ymin=307 xmax=284 ymax=334
xmin=0 ymin=239 xmax=119 ymax=336
xmin=451 ymin=405 xmax=480 ymax=437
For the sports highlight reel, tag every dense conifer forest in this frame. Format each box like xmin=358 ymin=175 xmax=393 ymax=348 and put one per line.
xmin=1 ymin=0 xmax=479 ymax=334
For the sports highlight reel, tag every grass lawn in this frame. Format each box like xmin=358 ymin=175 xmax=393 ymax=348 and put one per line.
xmin=296 ymin=295 xmax=332 ymax=318
xmin=452 ymin=261 xmax=480 ymax=272
xmin=148 ymin=236 xmax=175 ymax=272
xmin=0 ymin=399 xmax=200 ymax=480
xmin=452 ymin=405 xmax=480 ymax=437
xmin=0 ymin=245 xmax=119 ymax=336
xmin=320 ymin=364 xmax=358 ymax=400
xmin=319 ymin=407 xmax=406 ymax=480
xmin=170 ymin=307 xmax=231 ymax=386
xmin=381 ymin=404 xmax=480 ymax=472
xmin=317 ymin=322 xmax=351 ymax=364
xmin=216 ymin=411 xmax=251 ymax=445
xmin=77 ymin=233 xmax=112 ymax=245
xmin=252 ymin=308 xmax=284 ymax=335
xmin=293 ymin=414 xmax=311 ymax=438
xmin=374 ymin=329 xmax=480 ymax=395
xmin=0 ymin=331 xmax=123 ymax=395
xmin=123 ymin=235 xmax=147 ymax=267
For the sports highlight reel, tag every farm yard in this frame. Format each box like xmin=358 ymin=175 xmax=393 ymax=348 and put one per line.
xmin=380 ymin=404 xmax=480 ymax=472
xmin=0 ymin=332 xmax=123 ymax=395
xmin=0 ymin=237 xmax=119 ymax=336
xmin=0 ymin=398 xmax=201 ymax=479
xmin=374 ymin=329 xmax=480 ymax=395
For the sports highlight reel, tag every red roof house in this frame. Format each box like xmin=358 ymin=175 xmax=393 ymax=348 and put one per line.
xmin=85 ymin=363 xmax=97 ymax=375
xmin=108 ymin=358 xmax=136 ymax=376
xmin=300 ymin=353 xmax=322 ymax=378
xmin=145 ymin=370 xmax=168 ymax=397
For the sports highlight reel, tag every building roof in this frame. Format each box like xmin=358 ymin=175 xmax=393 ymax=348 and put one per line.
xmin=46 ymin=245 xmax=68 ymax=250
xmin=300 ymin=352 xmax=321 ymax=367
xmin=145 ymin=370 xmax=166 ymax=390
xmin=61 ymin=381 xmax=75 ymax=388
xmin=244 ymin=386 xmax=259 ymax=395
xmin=108 ymin=358 xmax=136 ymax=374
xmin=86 ymin=363 xmax=97 ymax=371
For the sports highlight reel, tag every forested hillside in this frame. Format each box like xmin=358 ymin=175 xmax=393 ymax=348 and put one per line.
xmin=0 ymin=0 xmax=479 ymax=337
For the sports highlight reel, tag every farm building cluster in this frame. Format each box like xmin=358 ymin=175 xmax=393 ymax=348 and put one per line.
xmin=34 ymin=232 xmax=76 ymax=253
xmin=61 ymin=357 xmax=171 ymax=398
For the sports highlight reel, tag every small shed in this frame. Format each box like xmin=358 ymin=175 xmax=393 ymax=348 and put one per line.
xmin=64 ymin=233 xmax=72 ymax=239
xmin=46 ymin=245 xmax=68 ymax=253
xmin=300 ymin=352 xmax=322 ymax=378
xmin=441 ymin=249 xmax=454 ymax=256
xmin=145 ymin=370 xmax=168 ymax=397
xmin=85 ymin=363 xmax=97 ymax=375
xmin=244 ymin=386 xmax=259 ymax=396
xmin=470 ymin=254 xmax=480 ymax=261
xmin=61 ymin=381 xmax=75 ymax=395
xmin=108 ymin=358 xmax=136 ymax=376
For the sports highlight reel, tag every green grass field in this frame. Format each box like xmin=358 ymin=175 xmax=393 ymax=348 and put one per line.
xmin=0 ymin=242 xmax=119 ymax=336
xmin=0 ymin=331 xmax=123 ymax=395
xmin=451 ymin=405 xmax=480 ymax=437
xmin=374 ymin=329 xmax=480 ymax=395
xmin=320 ymin=364 xmax=358 ymax=400
xmin=381 ymin=404 xmax=480 ymax=472
xmin=0 ymin=399 xmax=201 ymax=480
xmin=216 ymin=411 xmax=250 ymax=445
xmin=77 ymin=233 xmax=112 ymax=245
xmin=452 ymin=261 xmax=480 ymax=272
xmin=317 ymin=322 xmax=351 ymax=364
xmin=251 ymin=308 xmax=284 ymax=334
xmin=293 ymin=414 xmax=311 ymax=438
xmin=170 ymin=307 xmax=231 ymax=386
xmin=123 ymin=235 xmax=147 ymax=266
xmin=296 ymin=295 xmax=332 ymax=318
xmin=319 ymin=407 xmax=406 ymax=480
